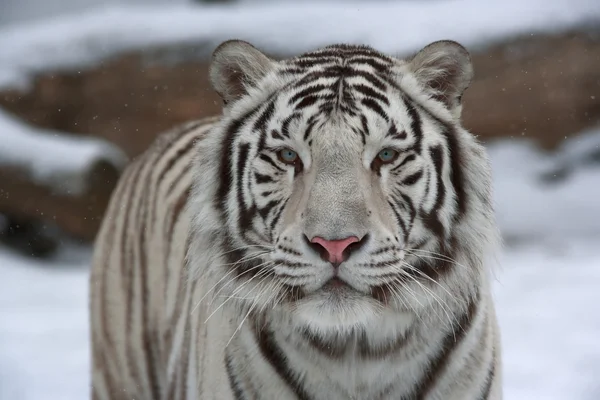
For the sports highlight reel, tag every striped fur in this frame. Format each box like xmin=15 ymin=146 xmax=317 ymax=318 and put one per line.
xmin=90 ymin=40 xmax=502 ymax=399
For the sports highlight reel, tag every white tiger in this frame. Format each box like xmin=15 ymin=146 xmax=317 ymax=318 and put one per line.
xmin=90 ymin=39 xmax=502 ymax=400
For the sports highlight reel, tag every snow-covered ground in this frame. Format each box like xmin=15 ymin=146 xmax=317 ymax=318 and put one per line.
xmin=1 ymin=0 xmax=599 ymax=89
xmin=1 ymin=132 xmax=600 ymax=399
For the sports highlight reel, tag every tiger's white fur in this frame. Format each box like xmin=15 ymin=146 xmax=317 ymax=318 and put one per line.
xmin=90 ymin=39 xmax=502 ymax=400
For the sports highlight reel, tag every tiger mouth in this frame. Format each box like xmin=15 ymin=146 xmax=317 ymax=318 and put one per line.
xmin=325 ymin=277 xmax=348 ymax=289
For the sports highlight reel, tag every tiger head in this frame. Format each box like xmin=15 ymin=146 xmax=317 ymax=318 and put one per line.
xmin=191 ymin=40 xmax=498 ymax=334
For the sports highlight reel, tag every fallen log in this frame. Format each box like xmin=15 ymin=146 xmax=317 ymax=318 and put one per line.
xmin=0 ymin=110 xmax=127 ymax=241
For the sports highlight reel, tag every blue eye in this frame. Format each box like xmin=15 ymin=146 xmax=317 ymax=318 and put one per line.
xmin=278 ymin=148 xmax=299 ymax=164
xmin=377 ymin=148 xmax=398 ymax=163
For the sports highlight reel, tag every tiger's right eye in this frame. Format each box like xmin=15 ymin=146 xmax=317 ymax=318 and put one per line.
xmin=278 ymin=148 xmax=299 ymax=165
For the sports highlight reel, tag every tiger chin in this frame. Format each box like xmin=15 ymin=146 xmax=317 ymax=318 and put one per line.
xmin=90 ymin=38 xmax=502 ymax=400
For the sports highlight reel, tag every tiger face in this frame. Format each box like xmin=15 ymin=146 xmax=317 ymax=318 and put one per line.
xmin=200 ymin=40 xmax=490 ymax=332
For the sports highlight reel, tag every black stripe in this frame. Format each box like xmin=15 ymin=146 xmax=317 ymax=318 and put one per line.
xmin=216 ymin=107 xmax=259 ymax=214
xmin=478 ymin=348 xmax=496 ymax=400
xmin=257 ymin=199 xmax=279 ymax=220
xmin=236 ymin=143 xmax=254 ymax=233
xmin=268 ymin=199 xmax=288 ymax=238
xmin=361 ymin=97 xmax=388 ymax=121
xmin=441 ymin=125 xmax=467 ymax=219
xmin=348 ymin=56 xmax=392 ymax=73
xmin=352 ymin=83 xmax=390 ymax=105
xmin=124 ymin=162 xmax=145 ymax=390
xmin=401 ymin=169 xmax=424 ymax=186
xmin=137 ymin=160 xmax=161 ymax=400
xmin=403 ymin=98 xmax=423 ymax=154
xmin=292 ymin=58 xmax=338 ymax=68
xmin=255 ymin=172 xmax=274 ymax=184
xmin=270 ymin=129 xmax=284 ymax=141
xmin=254 ymin=101 xmax=276 ymax=133
xmin=149 ymin=121 xmax=207 ymax=232
xmin=254 ymin=322 xmax=313 ymax=400
xmin=288 ymin=84 xmax=333 ymax=105
xmin=259 ymin=153 xmax=284 ymax=172
xmin=386 ymin=123 xmax=407 ymax=140
xmin=348 ymin=70 xmax=387 ymax=91
xmin=399 ymin=192 xmax=417 ymax=233
xmin=388 ymin=200 xmax=408 ymax=239
xmin=281 ymin=112 xmax=301 ymax=138
xmin=303 ymin=115 xmax=318 ymax=142
xmin=225 ymin=352 xmax=248 ymax=400
xmin=360 ymin=114 xmax=370 ymax=137
xmin=423 ymin=145 xmax=446 ymax=239
xmin=391 ymin=153 xmax=416 ymax=173
xmin=413 ymin=294 xmax=479 ymax=399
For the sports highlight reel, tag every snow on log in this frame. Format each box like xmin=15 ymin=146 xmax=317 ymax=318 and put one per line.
xmin=0 ymin=109 xmax=128 ymax=240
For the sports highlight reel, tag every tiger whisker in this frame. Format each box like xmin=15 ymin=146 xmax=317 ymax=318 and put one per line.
xmin=190 ymin=258 xmax=271 ymax=315
xmin=225 ymin=280 xmax=276 ymax=348
xmin=204 ymin=266 xmax=274 ymax=324
xmin=208 ymin=259 xmax=274 ymax=306
xmin=405 ymin=249 xmax=471 ymax=274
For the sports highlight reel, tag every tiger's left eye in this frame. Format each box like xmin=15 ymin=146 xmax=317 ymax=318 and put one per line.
xmin=377 ymin=148 xmax=398 ymax=164
xmin=278 ymin=148 xmax=299 ymax=164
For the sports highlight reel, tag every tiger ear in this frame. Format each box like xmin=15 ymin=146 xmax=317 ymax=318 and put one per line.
xmin=209 ymin=40 xmax=275 ymax=104
xmin=407 ymin=40 xmax=473 ymax=117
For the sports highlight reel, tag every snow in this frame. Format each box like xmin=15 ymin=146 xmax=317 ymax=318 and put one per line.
xmin=491 ymin=128 xmax=600 ymax=241
xmin=1 ymin=133 xmax=600 ymax=399
xmin=0 ymin=244 xmax=91 ymax=400
xmin=1 ymin=0 xmax=600 ymax=89
xmin=0 ymin=109 xmax=128 ymax=196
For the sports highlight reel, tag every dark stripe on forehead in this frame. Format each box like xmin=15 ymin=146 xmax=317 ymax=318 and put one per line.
xmin=362 ymin=97 xmax=389 ymax=121
xmin=288 ymin=84 xmax=334 ymax=105
xmin=347 ymin=56 xmax=392 ymax=73
xmin=270 ymin=129 xmax=284 ymax=141
xmin=253 ymin=100 xmax=276 ymax=133
xmin=403 ymin=97 xmax=423 ymax=154
xmin=295 ymin=95 xmax=320 ymax=110
xmin=303 ymin=116 xmax=318 ymax=142
xmin=349 ymin=70 xmax=388 ymax=91
xmin=361 ymin=114 xmax=370 ymax=137
xmin=386 ymin=123 xmax=407 ymax=140
xmin=256 ymin=101 xmax=276 ymax=153
xmin=281 ymin=112 xmax=302 ymax=138
xmin=352 ymin=83 xmax=390 ymax=106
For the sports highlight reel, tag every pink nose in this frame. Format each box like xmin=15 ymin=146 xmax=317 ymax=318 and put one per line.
xmin=310 ymin=236 xmax=360 ymax=265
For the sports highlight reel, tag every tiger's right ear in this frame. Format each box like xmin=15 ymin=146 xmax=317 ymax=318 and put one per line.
xmin=209 ymin=40 xmax=275 ymax=105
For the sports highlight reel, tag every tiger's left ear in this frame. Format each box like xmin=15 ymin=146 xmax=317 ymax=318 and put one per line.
xmin=407 ymin=40 xmax=473 ymax=118
xmin=210 ymin=40 xmax=276 ymax=105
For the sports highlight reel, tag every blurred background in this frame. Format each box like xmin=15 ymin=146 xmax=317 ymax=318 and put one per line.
xmin=0 ymin=0 xmax=599 ymax=399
